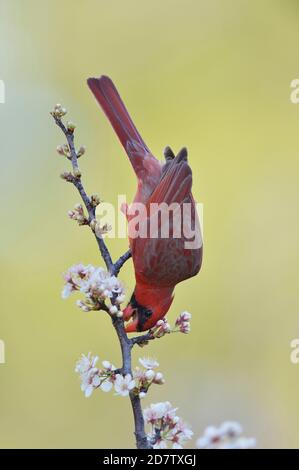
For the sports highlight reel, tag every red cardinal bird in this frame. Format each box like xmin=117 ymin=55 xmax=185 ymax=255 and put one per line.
xmin=87 ymin=76 xmax=202 ymax=332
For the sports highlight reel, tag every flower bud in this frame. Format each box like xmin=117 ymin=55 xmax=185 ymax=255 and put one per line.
xmin=153 ymin=372 xmax=165 ymax=384
xmin=145 ymin=369 xmax=155 ymax=381
xmin=90 ymin=219 xmax=97 ymax=231
xmin=51 ymin=103 xmax=67 ymax=118
xmin=102 ymin=360 xmax=111 ymax=369
xmin=90 ymin=194 xmax=101 ymax=207
xmin=116 ymin=294 xmax=126 ymax=304
xmin=56 ymin=145 xmax=65 ymax=155
xmin=67 ymin=121 xmax=76 ymax=133
xmin=60 ymin=171 xmax=73 ymax=182
xmin=77 ymin=145 xmax=86 ymax=158
xmin=74 ymin=203 xmax=83 ymax=212
xmin=73 ymin=168 xmax=81 ymax=178
xmin=109 ymin=305 xmax=118 ymax=315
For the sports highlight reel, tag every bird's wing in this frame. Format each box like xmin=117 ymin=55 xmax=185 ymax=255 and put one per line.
xmin=87 ymin=76 xmax=161 ymax=183
xmin=147 ymin=159 xmax=192 ymax=206
xmin=131 ymin=158 xmax=202 ymax=286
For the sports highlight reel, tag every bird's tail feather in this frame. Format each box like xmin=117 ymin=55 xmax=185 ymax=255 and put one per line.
xmin=87 ymin=76 xmax=150 ymax=157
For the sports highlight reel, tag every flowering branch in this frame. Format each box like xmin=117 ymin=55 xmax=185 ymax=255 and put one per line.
xmin=51 ymin=103 xmax=255 ymax=450
xmin=52 ymin=105 xmax=130 ymax=273
xmin=51 ymin=104 xmax=164 ymax=449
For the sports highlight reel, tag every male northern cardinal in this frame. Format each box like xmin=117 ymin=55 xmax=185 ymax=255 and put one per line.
xmin=87 ymin=76 xmax=202 ymax=332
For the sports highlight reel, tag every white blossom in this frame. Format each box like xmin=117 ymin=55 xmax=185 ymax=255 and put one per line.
xmin=197 ymin=421 xmax=256 ymax=449
xmin=219 ymin=421 xmax=243 ymax=437
xmin=102 ymin=360 xmax=116 ymax=371
xmin=62 ymin=264 xmax=95 ymax=299
xmin=62 ymin=264 xmax=125 ymax=313
xmin=100 ymin=380 xmax=113 ymax=393
xmin=133 ymin=359 xmax=165 ymax=396
xmin=116 ymin=294 xmax=126 ymax=304
xmin=75 ymin=352 xmax=98 ymax=375
xmin=174 ymin=311 xmax=191 ymax=334
xmin=68 ymin=204 xmax=87 ymax=225
xmin=114 ymin=374 xmax=136 ymax=397
xmin=61 ymin=282 xmax=74 ymax=299
xmin=76 ymin=299 xmax=93 ymax=312
xmin=75 ymin=353 xmax=100 ymax=398
xmin=153 ymin=439 xmax=168 ymax=449
xmin=75 ymin=353 xmax=116 ymax=397
xmin=150 ymin=318 xmax=171 ymax=338
xmin=139 ymin=357 xmax=159 ymax=369
xmin=145 ymin=369 xmax=155 ymax=381
xmin=153 ymin=372 xmax=165 ymax=384
xmin=144 ymin=401 xmax=193 ymax=449
xmin=109 ymin=305 xmax=118 ymax=315
xmin=80 ymin=267 xmax=124 ymax=300
xmin=144 ymin=402 xmax=173 ymax=424
xmin=51 ymin=103 xmax=67 ymax=118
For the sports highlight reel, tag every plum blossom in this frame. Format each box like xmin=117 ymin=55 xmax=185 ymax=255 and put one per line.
xmin=75 ymin=353 xmax=116 ymax=397
xmin=80 ymin=267 xmax=124 ymax=300
xmin=114 ymin=374 xmax=136 ymax=397
xmin=150 ymin=314 xmax=191 ymax=337
xmin=196 ymin=421 xmax=256 ymax=449
xmin=150 ymin=318 xmax=171 ymax=338
xmin=75 ymin=353 xmax=100 ymax=397
xmin=133 ymin=359 xmax=165 ymax=397
xmin=62 ymin=264 xmax=125 ymax=312
xmin=152 ymin=372 xmax=164 ymax=385
xmin=139 ymin=357 xmax=159 ymax=369
xmin=174 ymin=311 xmax=191 ymax=334
xmin=51 ymin=103 xmax=67 ymax=118
xmin=144 ymin=401 xmax=193 ymax=449
xmin=56 ymin=143 xmax=70 ymax=157
xmin=62 ymin=264 xmax=95 ymax=299
xmin=68 ymin=203 xmax=88 ymax=225
xmin=75 ymin=352 xmax=98 ymax=376
xmin=144 ymin=402 xmax=173 ymax=424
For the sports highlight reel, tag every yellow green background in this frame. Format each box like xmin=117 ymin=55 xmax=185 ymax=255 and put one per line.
xmin=0 ymin=0 xmax=299 ymax=448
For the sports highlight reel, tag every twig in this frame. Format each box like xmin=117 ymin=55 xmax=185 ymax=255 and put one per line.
xmin=52 ymin=111 xmax=150 ymax=449
xmin=131 ymin=332 xmax=155 ymax=346
xmin=54 ymin=116 xmax=114 ymax=271
xmin=113 ymin=249 xmax=132 ymax=276
xmin=112 ymin=317 xmax=149 ymax=448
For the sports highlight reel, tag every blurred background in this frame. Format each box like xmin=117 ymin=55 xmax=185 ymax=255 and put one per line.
xmin=0 ymin=0 xmax=299 ymax=449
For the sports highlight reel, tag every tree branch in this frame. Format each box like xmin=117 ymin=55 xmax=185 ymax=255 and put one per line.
xmin=112 ymin=317 xmax=150 ymax=448
xmin=112 ymin=249 xmax=132 ymax=276
xmin=131 ymin=332 xmax=155 ymax=346
xmin=52 ymin=111 xmax=149 ymax=449
xmin=53 ymin=116 xmax=115 ymax=271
